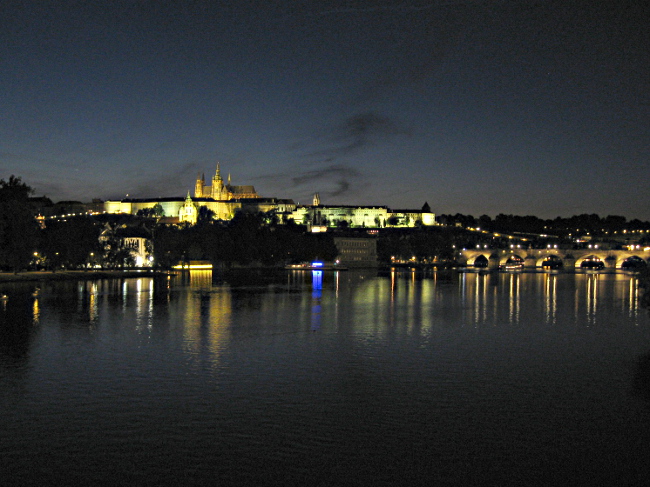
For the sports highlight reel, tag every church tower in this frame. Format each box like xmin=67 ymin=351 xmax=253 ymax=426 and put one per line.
xmin=211 ymin=163 xmax=226 ymax=200
xmin=179 ymin=192 xmax=198 ymax=224
xmin=194 ymin=173 xmax=205 ymax=198
xmin=313 ymin=193 xmax=321 ymax=206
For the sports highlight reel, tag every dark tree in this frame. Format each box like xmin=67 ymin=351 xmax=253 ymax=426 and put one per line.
xmin=136 ymin=203 xmax=164 ymax=219
xmin=40 ymin=216 xmax=102 ymax=269
xmin=0 ymin=176 xmax=39 ymax=272
xmin=99 ymin=223 xmax=136 ymax=268
xmin=478 ymin=214 xmax=492 ymax=230
xmin=387 ymin=216 xmax=400 ymax=226
xmin=196 ymin=205 xmax=215 ymax=226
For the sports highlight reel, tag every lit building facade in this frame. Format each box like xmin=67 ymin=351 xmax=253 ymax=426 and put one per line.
xmin=104 ymin=165 xmax=258 ymax=222
xmin=333 ymin=236 xmax=378 ymax=267
xmin=104 ymin=168 xmax=435 ymax=229
xmin=290 ymin=194 xmax=436 ymax=229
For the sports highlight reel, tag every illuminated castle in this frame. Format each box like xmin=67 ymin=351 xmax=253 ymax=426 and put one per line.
xmin=105 ymin=163 xmax=265 ymax=223
xmin=104 ymin=163 xmax=435 ymax=228
xmin=194 ymin=164 xmax=258 ymax=200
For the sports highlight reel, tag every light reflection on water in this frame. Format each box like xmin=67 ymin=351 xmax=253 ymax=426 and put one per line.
xmin=1 ymin=269 xmax=650 ymax=485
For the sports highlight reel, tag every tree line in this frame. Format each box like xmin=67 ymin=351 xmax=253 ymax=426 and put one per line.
xmin=0 ymin=177 xmax=339 ymax=271
xmin=151 ymin=211 xmax=338 ymax=268
xmin=2 ymin=176 xmax=650 ymax=272
xmin=438 ymin=213 xmax=650 ymax=238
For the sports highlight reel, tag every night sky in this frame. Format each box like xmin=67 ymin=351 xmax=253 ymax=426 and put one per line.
xmin=1 ymin=1 xmax=648 ymax=219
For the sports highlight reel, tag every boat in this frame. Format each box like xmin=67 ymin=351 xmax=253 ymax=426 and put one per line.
xmin=498 ymin=263 xmax=524 ymax=272
xmin=285 ymin=261 xmax=348 ymax=271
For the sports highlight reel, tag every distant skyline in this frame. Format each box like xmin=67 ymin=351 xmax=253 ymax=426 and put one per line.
xmin=1 ymin=1 xmax=648 ymax=219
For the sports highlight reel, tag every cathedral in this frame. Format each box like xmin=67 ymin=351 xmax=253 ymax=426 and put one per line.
xmin=105 ymin=163 xmax=262 ymax=223
xmin=194 ymin=164 xmax=259 ymax=200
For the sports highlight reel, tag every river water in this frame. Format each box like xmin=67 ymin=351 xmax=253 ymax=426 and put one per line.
xmin=2 ymin=269 xmax=650 ymax=486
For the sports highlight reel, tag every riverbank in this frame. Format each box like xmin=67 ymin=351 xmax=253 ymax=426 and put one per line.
xmin=0 ymin=270 xmax=174 ymax=282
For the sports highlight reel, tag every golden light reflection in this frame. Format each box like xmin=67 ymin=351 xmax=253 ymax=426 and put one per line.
xmin=122 ymin=280 xmax=129 ymax=311
xmin=473 ymin=272 xmax=488 ymax=324
xmin=459 ymin=272 xmax=467 ymax=303
xmin=189 ymin=270 xmax=213 ymax=289
xmin=458 ymin=272 xmax=496 ymax=327
xmin=134 ymin=278 xmax=154 ymax=332
xmin=182 ymin=285 xmax=232 ymax=365
xmin=544 ymin=273 xmax=557 ymax=325
xmin=608 ymin=274 xmax=640 ymax=318
xmin=507 ymin=273 xmax=520 ymax=324
xmin=629 ymin=277 xmax=639 ymax=317
xmin=32 ymin=297 xmax=40 ymax=324
xmin=89 ymin=282 xmax=98 ymax=324
xmin=585 ymin=274 xmax=598 ymax=325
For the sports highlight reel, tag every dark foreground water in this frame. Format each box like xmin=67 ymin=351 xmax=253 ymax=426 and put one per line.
xmin=2 ymin=269 xmax=650 ymax=486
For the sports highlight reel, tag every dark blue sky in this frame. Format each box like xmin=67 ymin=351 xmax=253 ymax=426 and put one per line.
xmin=1 ymin=1 xmax=648 ymax=219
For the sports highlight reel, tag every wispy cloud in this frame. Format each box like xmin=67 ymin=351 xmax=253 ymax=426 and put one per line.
xmin=253 ymin=163 xmax=362 ymax=199
xmin=304 ymin=111 xmax=412 ymax=161
xmin=273 ymin=111 xmax=410 ymax=199
xmin=291 ymin=164 xmax=358 ymax=186
xmin=291 ymin=164 xmax=360 ymax=198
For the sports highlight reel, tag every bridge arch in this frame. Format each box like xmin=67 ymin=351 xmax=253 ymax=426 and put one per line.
xmin=621 ymin=255 xmax=648 ymax=270
xmin=458 ymin=251 xmax=503 ymax=269
xmin=537 ymin=254 xmax=563 ymax=269
xmin=459 ymin=248 xmax=650 ymax=270
xmin=473 ymin=255 xmax=489 ymax=268
xmin=498 ymin=253 xmax=526 ymax=266
xmin=577 ymin=254 xmax=605 ymax=269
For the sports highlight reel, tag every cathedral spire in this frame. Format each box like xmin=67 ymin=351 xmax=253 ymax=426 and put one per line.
xmin=195 ymin=173 xmax=204 ymax=198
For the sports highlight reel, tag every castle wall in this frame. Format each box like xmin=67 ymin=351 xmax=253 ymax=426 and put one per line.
xmin=290 ymin=206 xmax=435 ymax=228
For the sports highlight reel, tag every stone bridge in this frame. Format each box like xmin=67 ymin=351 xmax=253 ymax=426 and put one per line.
xmin=458 ymin=247 xmax=650 ymax=270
